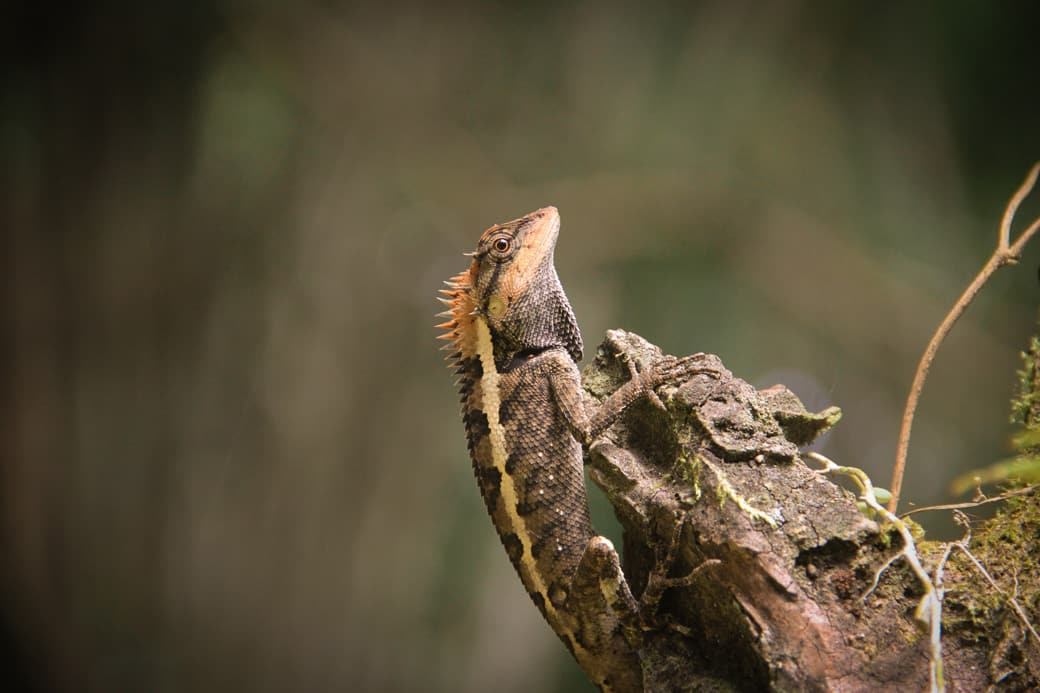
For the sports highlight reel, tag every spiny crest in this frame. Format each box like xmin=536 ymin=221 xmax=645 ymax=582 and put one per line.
xmin=436 ymin=262 xmax=478 ymax=365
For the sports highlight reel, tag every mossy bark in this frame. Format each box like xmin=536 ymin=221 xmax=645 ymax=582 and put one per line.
xmin=583 ymin=330 xmax=1040 ymax=692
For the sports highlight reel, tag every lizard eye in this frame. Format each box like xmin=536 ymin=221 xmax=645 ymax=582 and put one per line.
xmin=493 ymin=237 xmax=511 ymax=254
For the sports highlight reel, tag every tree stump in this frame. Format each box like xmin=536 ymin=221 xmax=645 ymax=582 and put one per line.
xmin=583 ymin=330 xmax=1040 ymax=692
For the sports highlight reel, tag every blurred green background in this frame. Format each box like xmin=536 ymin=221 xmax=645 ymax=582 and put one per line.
xmin=4 ymin=2 xmax=1040 ymax=691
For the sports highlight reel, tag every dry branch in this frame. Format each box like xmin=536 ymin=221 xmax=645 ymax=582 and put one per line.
xmin=890 ymin=162 xmax=1040 ymax=513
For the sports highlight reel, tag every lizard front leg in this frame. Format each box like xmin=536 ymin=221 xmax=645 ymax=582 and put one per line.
xmin=583 ymin=352 xmax=717 ymax=443
xmin=549 ymin=352 xmax=715 ymax=447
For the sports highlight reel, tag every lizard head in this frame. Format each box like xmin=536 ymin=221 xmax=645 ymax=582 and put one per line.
xmin=438 ymin=206 xmax=583 ymax=368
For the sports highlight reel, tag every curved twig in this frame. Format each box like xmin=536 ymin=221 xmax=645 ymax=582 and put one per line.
xmin=899 ymin=483 xmax=1039 ymax=518
xmin=889 ymin=162 xmax=1040 ymax=514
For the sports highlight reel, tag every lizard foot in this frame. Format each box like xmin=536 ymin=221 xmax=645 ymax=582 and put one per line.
xmin=623 ymin=353 xmax=720 ymax=411
xmin=639 ymin=511 xmax=721 ymax=626
xmin=569 ymin=536 xmax=644 ymax=652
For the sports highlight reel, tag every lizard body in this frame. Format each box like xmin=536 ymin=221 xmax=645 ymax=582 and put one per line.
xmin=439 ymin=207 xmax=697 ymax=692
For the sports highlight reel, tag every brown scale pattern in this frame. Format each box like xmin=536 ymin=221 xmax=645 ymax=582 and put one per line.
xmin=491 ymin=348 xmax=595 ymax=600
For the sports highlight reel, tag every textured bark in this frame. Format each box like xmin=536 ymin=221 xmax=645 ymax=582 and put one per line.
xmin=583 ymin=330 xmax=1040 ymax=692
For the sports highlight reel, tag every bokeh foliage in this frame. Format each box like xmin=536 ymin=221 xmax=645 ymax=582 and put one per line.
xmin=4 ymin=2 xmax=1040 ymax=691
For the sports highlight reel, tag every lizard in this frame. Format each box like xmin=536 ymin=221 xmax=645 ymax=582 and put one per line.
xmin=437 ymin=206 xmax=710 ymax=692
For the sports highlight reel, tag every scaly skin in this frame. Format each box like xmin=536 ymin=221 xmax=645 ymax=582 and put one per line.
xmin=438 ymin=207 xmax=702 ymax=692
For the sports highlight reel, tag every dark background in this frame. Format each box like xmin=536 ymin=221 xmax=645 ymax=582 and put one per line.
xmin=4 ymin=2 xmax=1040 ymax=691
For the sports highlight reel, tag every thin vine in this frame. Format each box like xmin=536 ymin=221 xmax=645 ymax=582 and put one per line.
xmin=889 ymin=162 xmax=1040 ymax=513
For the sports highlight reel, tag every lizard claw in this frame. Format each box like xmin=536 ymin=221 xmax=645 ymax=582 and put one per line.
xmin=652 ymin=353 xmax=718 ymax=384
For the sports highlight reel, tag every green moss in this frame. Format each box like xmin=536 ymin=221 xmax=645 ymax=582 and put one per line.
xmin=904 ymin=516 xmax=926 ymax=542
xmin=1011 ymin=336 xmax=1040 ymax=427
xmin=941 ymin=493 xmax=1040 ymax=653
xmin=673 ymin=454 xmax=703 ymax=500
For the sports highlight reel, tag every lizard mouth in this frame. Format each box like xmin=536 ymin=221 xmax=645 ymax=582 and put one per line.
xmin=521 ymin=206 xmax=560 ymax=246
